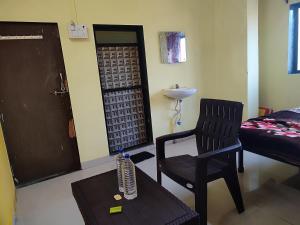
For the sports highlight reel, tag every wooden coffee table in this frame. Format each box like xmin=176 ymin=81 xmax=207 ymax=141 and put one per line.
xmin=72 ymin=168 xmax=199 ymax=225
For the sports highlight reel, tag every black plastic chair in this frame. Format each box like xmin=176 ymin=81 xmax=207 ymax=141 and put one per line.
xmin=156 ymin=99 xmax=245 ymax=225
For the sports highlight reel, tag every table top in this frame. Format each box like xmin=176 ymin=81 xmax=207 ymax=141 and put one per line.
xmin=71 ymin=168 xmax=199 ymax=225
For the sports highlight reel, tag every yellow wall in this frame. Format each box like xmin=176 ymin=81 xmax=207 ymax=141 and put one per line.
xmin=0 ymin=124 xmax=15 ymax=225
xmin=0 ymin=0 xmax=255 ymax=162
xmin=203 ymin=0 xmax=250 ymax=119
xmin=259 ymin=0 xmax=300 ymax=111
xmin=202 ymin=0 xmax=259 ymax=119
xmin=0 ymin=0 xmax=215 ymax=161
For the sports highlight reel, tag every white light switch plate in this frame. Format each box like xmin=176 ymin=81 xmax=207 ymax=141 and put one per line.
xmin=68 ymin=24 xmax=88 ymax=39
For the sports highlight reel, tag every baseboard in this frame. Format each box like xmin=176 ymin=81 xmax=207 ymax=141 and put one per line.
xmin=163 ymin=134 xmax=195 ymax=145
xmin=81 ymin=136 xmax=194 ymax=170
xmin=13 ymin=213 xmax=17 ymax=225
xmin=81 ymin=144 xmax=155 ymax=170
xmin=171 ymin=134 xmax=195 ymax=143
xmin=81 ymin=155 xmax=112 ymax=170
xmin=13 ymin=188 xmax=17 ymax=225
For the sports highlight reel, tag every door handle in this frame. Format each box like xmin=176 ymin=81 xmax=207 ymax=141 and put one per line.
xmin=53 ymin=90 xmax=68 ymax=96
xmin=52 ymin=73 xmax=69 ymax=96
xmin=59 ymin=73 xmax=66 ymax=92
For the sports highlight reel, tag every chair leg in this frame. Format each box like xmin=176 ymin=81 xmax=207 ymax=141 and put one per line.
xmin=224 ymin=170 xmax=245 ymax=214
xmin=195 ymin=182 xmax=207 ymax=225
xmin=157 ymin=169 xmax=162 ymax=185
xmin=238 ymin=149 xmax=244 ymax=173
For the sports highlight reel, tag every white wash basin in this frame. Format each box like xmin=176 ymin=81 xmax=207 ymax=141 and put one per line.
xmin=163 ymin=87 xmax=197 ymax=100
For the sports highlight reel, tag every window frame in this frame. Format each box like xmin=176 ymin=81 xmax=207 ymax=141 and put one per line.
xmin=288 ymin=3 xmax=300 ymax=74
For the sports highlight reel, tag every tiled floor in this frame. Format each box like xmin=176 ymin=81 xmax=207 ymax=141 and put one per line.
xmin=16 ymin=138 xmax=300 ymax=225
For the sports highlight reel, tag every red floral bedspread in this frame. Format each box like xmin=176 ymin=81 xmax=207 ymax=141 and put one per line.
xmin=239 ymin=110 xmax=300 ymax=166
xmin=241 ymin=118 xmax=300 ymax=138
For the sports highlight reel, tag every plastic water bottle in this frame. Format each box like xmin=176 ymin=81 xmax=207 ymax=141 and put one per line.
xmin=115 ymin=148 xmax=125 ymax=192
xmin=122 ymin=154 xmax=137 ymax=200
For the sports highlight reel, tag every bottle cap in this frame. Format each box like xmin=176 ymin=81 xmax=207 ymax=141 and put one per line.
xmin=117 ymin=147 xmax=124 ymax=153
xmin=124 ymin=153 xmax=130 ymax=159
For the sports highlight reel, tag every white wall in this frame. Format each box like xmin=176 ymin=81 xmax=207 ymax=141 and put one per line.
xmin=247 ymin=0 xmax=259 ymax=118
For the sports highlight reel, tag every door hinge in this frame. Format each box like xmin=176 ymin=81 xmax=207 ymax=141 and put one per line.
xmin=9 ymin=164 xmax=19 ymax=185
xmin=14 ymin=177 xmax=19 ymax=185
xmin=0 ymin=113 xmax=4 ymax=123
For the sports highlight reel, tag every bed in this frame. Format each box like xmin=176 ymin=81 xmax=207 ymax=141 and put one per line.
xmin=238 ymin=108 xmax=300 ymax=172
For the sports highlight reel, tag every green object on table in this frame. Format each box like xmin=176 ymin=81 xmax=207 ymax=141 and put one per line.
xmin=109 ymin=206 xmax=122 ymax=214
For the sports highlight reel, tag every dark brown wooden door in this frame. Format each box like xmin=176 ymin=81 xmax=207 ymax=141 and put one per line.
xmin=0 ymin=22 xmax=81 ymax=187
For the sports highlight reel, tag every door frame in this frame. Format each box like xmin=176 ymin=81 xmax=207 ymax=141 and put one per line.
xmin=0 ymin=21 xmax=81 ymax=187
xmin=93 ymin=24 xmax=153 ymax=155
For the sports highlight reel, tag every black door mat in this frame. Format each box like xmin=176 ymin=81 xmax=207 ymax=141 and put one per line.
xmin=130 ymin=151 xmax=155 ymax=164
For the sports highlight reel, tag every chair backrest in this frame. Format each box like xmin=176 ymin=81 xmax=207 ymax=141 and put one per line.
xmin=195 ymin=99 xmax=243 ymax=154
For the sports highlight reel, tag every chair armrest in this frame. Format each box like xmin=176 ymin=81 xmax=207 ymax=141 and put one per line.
xmin=197 ymin=140 xmax=242 ymax=162
xmin=156 ymin=129 xmax=195 ymax=161
xmin=194 ymin=140 xmax=242 ymax=186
